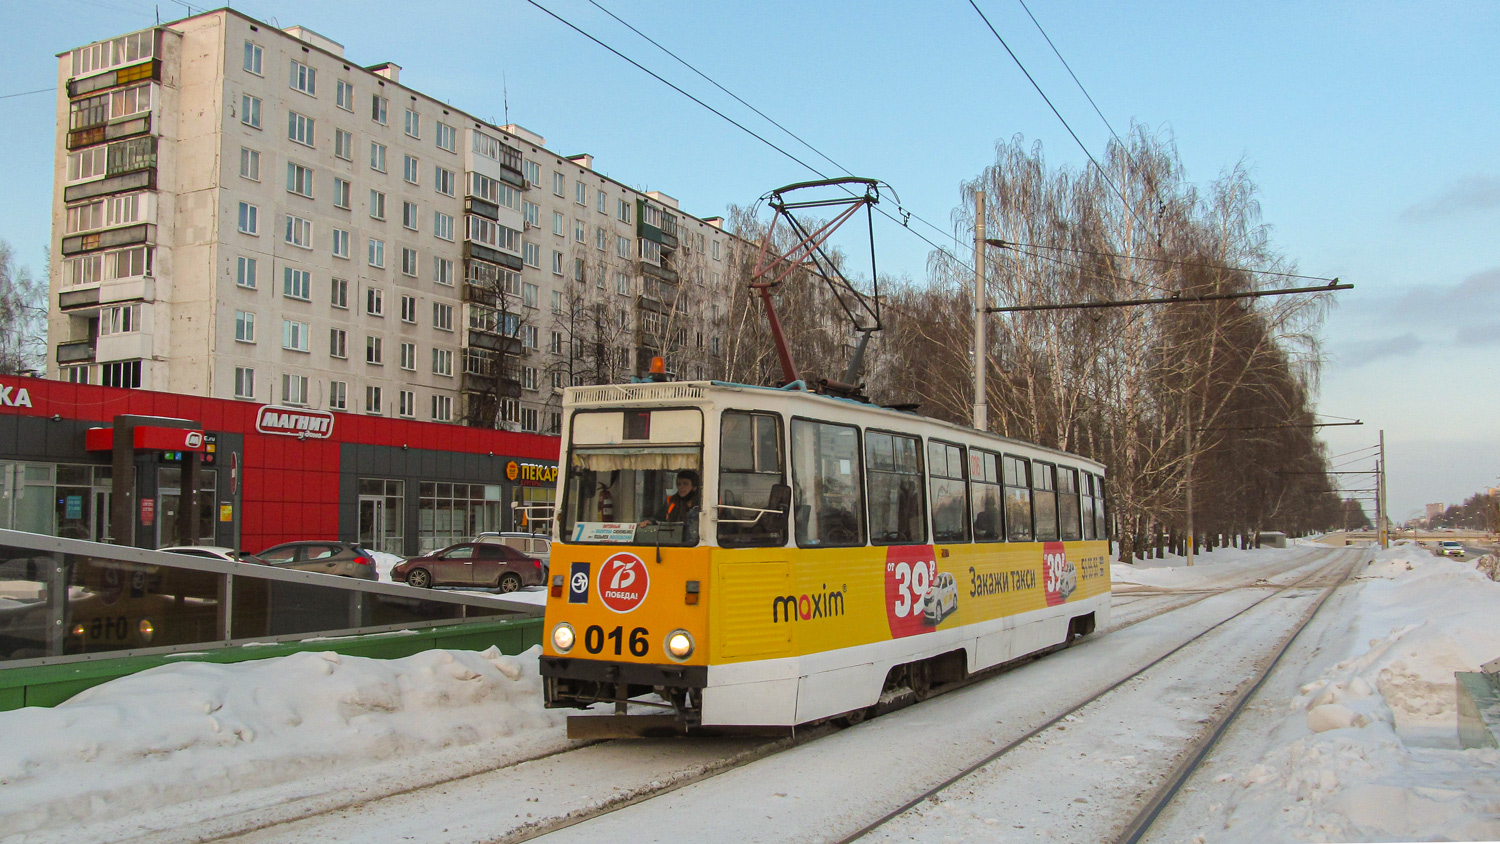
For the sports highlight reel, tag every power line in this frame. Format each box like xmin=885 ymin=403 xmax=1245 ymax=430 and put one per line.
xmin=0 ymin=87 xmax=55 ymax=101
xmin=1014 ymin=0 xmax=1123 ymax=147
xmin=982 ymin=280 xmax=1353 ymax=315
xmin=997 ymin=239 xmax=1339 ymax=284
xmin=966 ymin=0 xmax=1156 ymax=239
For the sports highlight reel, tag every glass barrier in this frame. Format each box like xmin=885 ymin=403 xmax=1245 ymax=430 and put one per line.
xmin=0 ymin=532 xmax=537 ymax=666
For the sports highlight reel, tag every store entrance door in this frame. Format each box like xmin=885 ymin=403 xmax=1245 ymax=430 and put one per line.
xmin=358 ymin=496 xmax=385 ymax=552
xmin=91 ymin=490 xmax=112 ymax=543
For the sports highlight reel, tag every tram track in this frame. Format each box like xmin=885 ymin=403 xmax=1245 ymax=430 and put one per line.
xmin=831 ymin=547 xmax=1363 ymax=844
xmin=106 ymin=549 xmax=1353 ymax=844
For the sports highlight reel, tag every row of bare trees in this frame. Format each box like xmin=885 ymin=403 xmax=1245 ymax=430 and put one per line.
xmin=714 ymin=128 xmax=1345 ymax=561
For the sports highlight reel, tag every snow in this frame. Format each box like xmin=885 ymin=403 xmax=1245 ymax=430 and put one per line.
xmin=1 ymin=542 xmax=1496 ymax=843
xmin=366 ymin=550 xmax=404 ymax=582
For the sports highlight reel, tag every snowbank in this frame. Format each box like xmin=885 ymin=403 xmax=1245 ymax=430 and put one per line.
xmin=0 ymin=646 xmax=565 ymax=838
xmin=1216 ymin=544 xmax=1500 ymax=842
xmin=367 ymin=549 xmax=404 ymax=581
xmin=1111 ymin=543 xmax=1306 ymax=589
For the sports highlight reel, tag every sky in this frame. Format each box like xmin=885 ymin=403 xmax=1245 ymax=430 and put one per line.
xmin=0 ymin=0 xmax=1495 ymax=520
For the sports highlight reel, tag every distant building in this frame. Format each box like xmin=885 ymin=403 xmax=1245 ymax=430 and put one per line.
xmin=1426 ymin=502 xmax=1446 ymax=524
xmin=49 ymin=10 xmax=739 ymax=435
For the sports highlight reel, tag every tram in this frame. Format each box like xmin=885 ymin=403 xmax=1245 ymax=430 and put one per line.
xmin=538 ymin=378 xmax=1110 ymax=734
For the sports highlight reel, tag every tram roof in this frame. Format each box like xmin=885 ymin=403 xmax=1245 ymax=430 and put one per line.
xmin=561 ymin=380 xmax=1105 ymax=473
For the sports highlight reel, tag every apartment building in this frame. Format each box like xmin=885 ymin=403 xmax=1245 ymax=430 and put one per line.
xmin=50 ymin=10 xmax=738 ymax=434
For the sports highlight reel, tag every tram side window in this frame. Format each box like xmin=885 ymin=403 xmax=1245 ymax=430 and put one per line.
xmin=1093 ymin=473 xmax=1109 ymax=540
xmin=1033 ymin=461 xmax=1059 ymax=541
xmin=927 ymin=440 xmax=969 ymax=543
xmin=1003 ymin=455 xmax=1032 ymax=542
xmin=790 ymin=419 xmax=864 ymax=547
xmin=971 ymin=449 xmax=1003 ymax=542
xmin=1058 ymin=466 xmax=1082 ymax=541
xmin=866 ymin=431 xmax=925 ymax=545
xmin=1081 ymin=473 xmax=1097 ymax=541
xmin=718 ymin=411 xmax=788 ymax=548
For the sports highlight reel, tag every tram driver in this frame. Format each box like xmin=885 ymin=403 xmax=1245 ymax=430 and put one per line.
xmin=639 ymin=470 xmax=702 ymax=542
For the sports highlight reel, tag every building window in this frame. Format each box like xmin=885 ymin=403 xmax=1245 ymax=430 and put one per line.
xmin=432 ymin=302 xmax=453 ymax=331
xmin=287 ymin=111 xmax=315 ymax=147
xmin=618 ymin=199 xmax=631 ymax=223
xmin=330 ymin=327 xmax=347 ymax=359
xmin=100 ymin=360 xmax=142 ymax=389
xmin=370 ymin=141 xmax=386 ymax=172
xmin=575 ymin=181 xmax=587 ymax=206
xmin=368 ymin=237 xmax=385 ymax=267
xmin=331 ymin=277 xmax=348 ymax=308
xmin=431 ymin=394 xmax=452 ymax=422
xmin=289 ymin=59 xmax=316 ymax=95
xmin=552 ymin=172 xmax=565 ymax=196
xmin=434 ymin=166 xmax=455 ymax=196
xmin=239 ymin=147 xmax=260 ymax=181
xmin=336 ymin=80 xmax=353 ymax=111
xmin=550 ymin=291 xmax=562 ymax=314
xmin=371 ymin=94 xmax=387 ymax=124
xmin=522 ymin=324 xmax=538 ymax=349
xmin=435 ymin=121 xmax=456 ymax=152
xmin=283 ymin=267 xmax=310 ymax=300
xmin=400 ymin=342 xmax=416 ymax=371
xmin=713 ymin=240 xmax=721 ymax=260
xmin=366 ymin=336 xmax=383 ymax=365
xmin=236 ymin=256 xmax=257 ymax=289
xmin=400 ymin=293 xmax=417 ymax=322
xmin=615 ymin=271 xmax=630 ymax=296
xmin=552 ymin=370 xmax=565 ymax=390
xmin=282 ymin=319 xmax=310 ymax=352
xmin=522 ymin=281 xmax=538 ymax=308
xmin=241 ymin=93 xmax=261 ymax=129
xmin=522 ymin=241 xmax=539 ymax=268
xmin=404 ymin=108 xmax=420 ymax=139
xmin=333 ymin=177 xmax=350 ymax=209
xmin=282 ymin=373 xmax=309 ymax=405
xmin=522 ymin=366 xmax=538 ymax=391
xmin=334 ymin=129 xmax=352 ymax=161
xmin=402 ymin=201 xmax=418 ymax=230
xmin=366 ymin=286 xmax=384 ymax=316
xmin=243 ymin=41 xmax=262 ymax=75
xmin=96 ymin=304 xmax=140 ymax=336
xmin=596 ymin=227 xmax=606 ymax=251
xmin=523 ymin=159 xmax=540 ymax=186
xmin=332 ymin=227 xmax=349 ymax=258
xmin=400 ymin=248 xmax=418 ymax=276
xmin=596 ymin=189 xmax=607 ymax=213
xmin=616 ymin=235 xmax=629 ymax=258
xmin=286 ymin=162 xmax=314 ymax=198
xmin=365 ymin=385 xmax=382 ymax=414
xmin=434 ymin=256 xmax=453 ymax=285
xmin=432 ymin=347 xmax=453 ymax=376
xmin=284 ymin=214 xmax=312 ymax=248
xmin=329 ymin=380 xmax=347 ymax=410
xmin=234 ymin=366 xmax=254 ymax=398
xmin=574 ymin=257 xmax=585 ymax=283
xmin=523 ymin=201 xmax=539 ymax=229
xmin=434 ymin=211 xmax=454 ymax=241
xmin=551 ymin=251 xmax=563 ymax=275
xmin=237 ymin=202 xmax=258 ymax=235
xmin=399 ymin=390 xmax=416 ymax=418
xmin=552 ymin=211 xmax=564 ymax=237
xmin=369 ymin=189 xmax=386 ymax=220
xmin=574 ymin=220 xmax=586 ymax=243
xmin=235 ymin=310 xmax=255 ymax=343
xmin=403 ymin=154 xmax=419 ymax=185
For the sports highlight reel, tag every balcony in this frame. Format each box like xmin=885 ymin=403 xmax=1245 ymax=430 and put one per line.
xmin=461 ymin=349 xmax=521 ymax=398
xmin=56 ymin=340 xmax=95 ymax=364
xmin=61 ymin=223 xmax=153 ymax=257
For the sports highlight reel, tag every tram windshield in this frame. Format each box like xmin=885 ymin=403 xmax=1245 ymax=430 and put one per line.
xmin=560 ymin=408 xmax=704 ymax=546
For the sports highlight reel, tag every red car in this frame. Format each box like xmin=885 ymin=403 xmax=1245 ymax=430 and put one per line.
xmin=392 ymin=542 xmax=544 ymax=592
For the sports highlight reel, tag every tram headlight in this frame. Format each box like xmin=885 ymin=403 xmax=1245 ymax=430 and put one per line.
xmin=551 ymin=622 xmax=576 ymax=653
xmin=665 ymin=629 xmax=694 ymax=662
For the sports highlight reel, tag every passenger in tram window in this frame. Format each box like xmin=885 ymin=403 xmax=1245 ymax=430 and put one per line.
xmin=974 ymin=498 xmax=1001 ymax=541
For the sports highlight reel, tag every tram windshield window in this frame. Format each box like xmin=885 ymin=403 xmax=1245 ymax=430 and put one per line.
xmin=928 ymin=440 xmax=968 ymax=543
xmin=790 ymin=419 xmax=864 ymax=547
xmin=560 ymin=408 xmax=703 ymax=546
xmin=718 ymin=411 xmax=788 ymax=548
xmin=1058 ymin=466 xmax=1082 ymax=541
xmin=1033 ymin=461 xmax=1059 ymax=541
xmin=971 ymin=449 xmax=1003 ymax=542
xmin=866 ymin=431 xmax=925 ymax=545
xmin=1003 ymin=455 xmax=1032 ymax=542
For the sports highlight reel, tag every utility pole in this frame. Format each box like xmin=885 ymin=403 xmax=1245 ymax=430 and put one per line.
xmin=1185 ymin=419 xmax=1195 ymax=566
xmin=973 ymin=189 xmax=988 ymax=432
xmin=1378 ymin=429 xmax=1388 ymax=549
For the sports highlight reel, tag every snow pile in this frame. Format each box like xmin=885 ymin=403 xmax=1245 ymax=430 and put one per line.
xmin=1111 ymin=543 xmax=1303 ymax=589
xmin=367 ymin=549 xmax=404 ymax=581
xmin=1218 ymin=544 xmax=1500 ymax=842
xmin=0 ymin=646 xmax=564 ymax=837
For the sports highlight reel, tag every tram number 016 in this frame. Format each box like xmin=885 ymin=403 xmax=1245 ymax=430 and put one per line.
xmin=583 ymin=625 xmax=649 ymax=657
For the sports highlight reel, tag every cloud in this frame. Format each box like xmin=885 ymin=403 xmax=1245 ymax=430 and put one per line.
xmin=1336 ymin=333 xmax=1423 ymax=367
xmin=1393 ymin=266 xmax=1500 ymax=320
xmin=1401 ymin=174 xmax=1500 ymax=222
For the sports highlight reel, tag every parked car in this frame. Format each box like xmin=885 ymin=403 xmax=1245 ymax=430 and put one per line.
xmin=254 ymin=541 xmax=378 ymax=580
xmin=158 ymin=545 xmax=268 ymax=566
xmin=475 ymin=531 xmax=552 ymax=575
xmin=392 ymin=542 xmax=544 ymax=592
xmin=1438 ymin=540 xmax=1466 ymax=557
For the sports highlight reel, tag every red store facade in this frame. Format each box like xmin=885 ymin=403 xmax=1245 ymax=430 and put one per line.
xmin=0 ymin=375 xmax=559 ymax=556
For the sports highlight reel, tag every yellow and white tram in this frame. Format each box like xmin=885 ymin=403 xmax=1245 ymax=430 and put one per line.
xmin=540 ymin=380 xmax=1110 ymax=734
